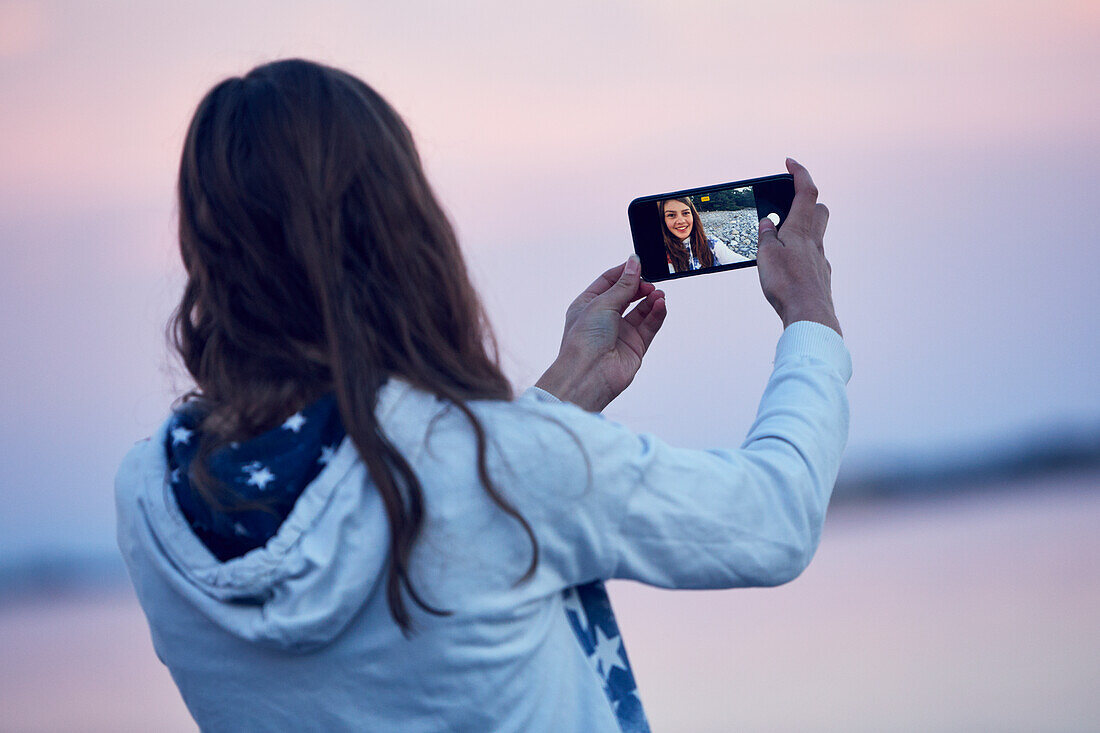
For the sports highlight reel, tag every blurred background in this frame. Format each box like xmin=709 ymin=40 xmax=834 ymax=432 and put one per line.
xmin=1 ymin=1 xmax=1097 ymax=730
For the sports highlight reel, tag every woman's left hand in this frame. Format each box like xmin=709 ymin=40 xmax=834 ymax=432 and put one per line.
xmin=535 ymin=255 xmax=667 ymax=412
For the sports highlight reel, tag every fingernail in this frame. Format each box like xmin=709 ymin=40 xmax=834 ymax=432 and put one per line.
xmin=626 ymin=254 xmax=640 ymax=275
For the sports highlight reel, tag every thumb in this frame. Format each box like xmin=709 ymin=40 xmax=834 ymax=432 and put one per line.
xmin=600 ymin=254 xmax=642 ymax=313
xmin=758 ymin=216 xmax=780 ymax=249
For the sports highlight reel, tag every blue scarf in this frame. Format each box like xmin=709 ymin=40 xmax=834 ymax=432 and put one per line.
xmin=166 ymin=394 xmax=346 ymax=561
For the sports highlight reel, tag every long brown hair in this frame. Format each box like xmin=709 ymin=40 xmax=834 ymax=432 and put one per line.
xmin=170 ymin=59 xmax=538 ymax=636
xmin=659 ymin=197 xmax=714 ymax=272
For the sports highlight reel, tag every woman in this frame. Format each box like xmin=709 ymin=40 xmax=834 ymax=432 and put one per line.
xmin=116 ymin=59 xmax=850 ymax=732
xmin=660 ymin=196 xmax=747 ymax=273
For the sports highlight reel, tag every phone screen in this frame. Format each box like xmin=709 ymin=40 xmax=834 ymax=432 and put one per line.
xmin=628 ymin=174 xmax=794 ymax=283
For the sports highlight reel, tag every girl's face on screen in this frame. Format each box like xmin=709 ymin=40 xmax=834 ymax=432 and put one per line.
xmin=663 ymin=201 xmax=693 ymax=240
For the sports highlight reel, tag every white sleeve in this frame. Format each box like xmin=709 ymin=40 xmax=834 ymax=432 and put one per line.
xmin=710 ymin=239 xmax=733 ymax=265
xmin=711 ymin=239 xmax=751 ymax=265
xmin=510 ymin=321 xmax=851 ymax=591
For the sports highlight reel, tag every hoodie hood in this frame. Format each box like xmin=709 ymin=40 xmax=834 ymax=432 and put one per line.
xmin=116 ymin=379 xmax=423 ymax=652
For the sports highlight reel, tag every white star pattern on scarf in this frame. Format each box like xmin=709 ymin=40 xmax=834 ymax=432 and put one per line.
xmin=171 ymin=427 xmax=193 ymax=445
xmin=246 ymin=466 xmax=276 ymax=489
xmin=592 ymin=624 xmax=628 ymax=679
xmin=282 ymin=412 xmax=306 ymax=432
xmin=318 ymin=444 xmax=337 ymax=465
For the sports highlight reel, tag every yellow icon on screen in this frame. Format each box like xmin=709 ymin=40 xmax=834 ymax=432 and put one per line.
xmin=701 ymin=196 xmax=710 ymax=202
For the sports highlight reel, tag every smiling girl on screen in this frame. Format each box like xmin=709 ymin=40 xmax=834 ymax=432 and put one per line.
xmin=659 ymin=196 xmax=746 ymax=273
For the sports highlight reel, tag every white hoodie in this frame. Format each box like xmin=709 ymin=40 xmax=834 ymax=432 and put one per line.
xmin=115 ymin=321 xmax=851 ymax=732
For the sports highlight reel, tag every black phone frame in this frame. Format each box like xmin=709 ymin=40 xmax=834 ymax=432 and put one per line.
xmin=628 ymin=173 xmax=795 ymax=283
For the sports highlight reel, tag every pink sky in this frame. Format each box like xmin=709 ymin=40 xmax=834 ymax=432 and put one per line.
xmin=1 ymin=0 xmax=1098 ymax=554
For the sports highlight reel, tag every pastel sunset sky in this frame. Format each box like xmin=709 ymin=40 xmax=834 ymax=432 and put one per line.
xmin=1 ymin=0 xmax=1098 ymax=556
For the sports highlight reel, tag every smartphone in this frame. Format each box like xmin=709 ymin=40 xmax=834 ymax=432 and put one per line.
xmin=628 ymin=173 xmax=795 ymax=282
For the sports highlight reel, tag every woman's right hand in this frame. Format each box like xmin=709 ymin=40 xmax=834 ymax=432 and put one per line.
xmin=756 ymin=159 xmax=842 ymax=336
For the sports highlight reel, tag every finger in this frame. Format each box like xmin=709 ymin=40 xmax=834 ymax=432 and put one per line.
xmin=597 ymin=254 xmax=643 ymax=314
xmin=623 ymin=294 xmax=653 ymax=329
xmin=784 ymin=157 xmax=820 ymax=231
xmin=758 ymin=216 xmax=781 ymax=249
xmin=624 ymin=288 xmax=663 ymax=329
xmin=811 ymin=203 xmax=829 ymax=248
xmin=580 ymin=261 xmax=627 ymax=301
xmin=579 ymin=254 xmax=651 ymax=302
xmin=635 ymin=295 xmax=667 ymax=351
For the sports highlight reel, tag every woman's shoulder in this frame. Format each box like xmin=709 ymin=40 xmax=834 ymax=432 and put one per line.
xmin=466 ymin=388 xmax=615 ymax=442
xmin=454 ymin=388 xmax=643 ymax=472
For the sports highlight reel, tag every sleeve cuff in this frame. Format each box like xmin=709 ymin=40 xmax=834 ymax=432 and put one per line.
xmin=520 ymin=385 xmax=564 ymax=405
xmin=775 ymin=321 xmax=852 ymax=384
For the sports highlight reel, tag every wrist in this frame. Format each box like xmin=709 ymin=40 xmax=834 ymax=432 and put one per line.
xmin=535 ymin=354 xmax=608 ymax=412
xmin=781 ymin=302 xmax=842 ymax=337
xmin=783 ymin=313 xmax=842 ymax=337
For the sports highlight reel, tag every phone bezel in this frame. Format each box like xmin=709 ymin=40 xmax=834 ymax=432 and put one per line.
xmin=628 ymin=173 xmax=795 ymax=283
